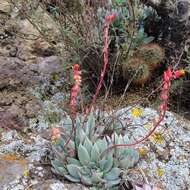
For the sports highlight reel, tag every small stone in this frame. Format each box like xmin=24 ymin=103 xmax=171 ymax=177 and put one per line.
xmin=36 ymin=166 xmax=43 ymax=171
xmin=38 ymin=172 xmax=44 ymax=178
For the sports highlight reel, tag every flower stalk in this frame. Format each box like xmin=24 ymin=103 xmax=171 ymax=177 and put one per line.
xmin=91 ymin=13 xmax=116 ymax=107
xmin=101 ymin=67 xmax=185 ymax=155
xmin=70 ymin=64 xmax=82 ymax=117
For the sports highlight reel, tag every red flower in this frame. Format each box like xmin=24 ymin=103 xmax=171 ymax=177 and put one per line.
xmin=105 ymin=13 xmax=117 ymax=24
xmin=174 ymin=69 xmax=185 ymax=78
xmin=164 ymin=67 xmax=173 ymax=81
xmin=73 ymin=64 xmax=80 ymax=71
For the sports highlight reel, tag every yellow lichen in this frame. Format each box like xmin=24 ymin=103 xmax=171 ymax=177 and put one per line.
xmin=152 ymin=132 xmax=165 ymax=144
xmin=131 ymin=107 xmax=143 ymax=117
xmin=23 ymin=168 xmax=30 ymax=177
xmin=139 ymin=147 xmax=148 ymax=157
xmin=157 ymin=167 xmax=164 ymax=177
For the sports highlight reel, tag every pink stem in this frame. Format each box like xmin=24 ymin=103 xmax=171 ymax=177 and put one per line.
xmin=91 ymin=14 xmax=116 ymax=108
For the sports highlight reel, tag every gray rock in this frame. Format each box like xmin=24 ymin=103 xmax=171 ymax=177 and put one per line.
xmin=33 ymin=179 xmax=89 ymax=190
xmin=0 ymin=160 xmax=27 ymax=189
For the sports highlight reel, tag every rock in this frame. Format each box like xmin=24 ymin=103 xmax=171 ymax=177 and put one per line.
xmin=33 ymin=179 xmax=89 ymax=190
xmin=37 ymin=56 xmax=62 ymax=75
xmin=18 ymin=19 xmax=39 ymax=37
xmin=0 ymin=55 xmax=63 ymax=119
xmin=0 ymin=111 xmax=25 ymax=130
xmin=1 ymin=130 xmax=19 ymax=141
xmin=25 ymin=101 xmax=41 ymax=118
xmin=32 ymin=38 xmax=55 ymax=57
xmin=0 ymin=0 xmax=11 ymax=14
xmin=0 ymin=159 xmax=27 ymax=189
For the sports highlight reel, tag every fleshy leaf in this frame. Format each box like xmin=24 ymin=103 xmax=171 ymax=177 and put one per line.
xmin=99 ymin=152 xmax=113 ymax=173
xmin=77 ymin=128 xmax=86 ymax=144
xmin=78 ymin=144 xmax=91 ymax=165
xmin=80 ymin=174 xmax=93 ymax=185
xmin=119 ymin=158 xmax=130 ymax=169
xmin=91 ymin=171 xmax=104 ymax=183
xmin=67 ymin=157 xmax=81 ymax=166
xmin=56 ymin=167 xmax=68 ymax=176
xmin=64 ymin=116 xmax=72 ymax=130
xmin=83 ymin=137 xmax=93 ymax=154
xmin=96 ymin=138 xmax=108 ymax=154
xmin=116 ymin=135 xmax=125 ymax=158
xmin=66 ymin=164 xmax=81 ymax=179
xmin=106 ymin=178 xmax=121 ymax=188
xmin=80 ymin=166 xmax=91 ymax=175
xmin=104 ymin=167 xmax=121 ymax=181
xmin=86 ymin=112 xmax=95 ymax=139
xmin=51 ymin=159 xmax=63 ymax=168
xmin=64 ymin=174 xmax=80 ymax=182
xmin=91 ymin=142 xmax=100 ymax=163
xmin=123 ymin=134 xmax=130 ymax=143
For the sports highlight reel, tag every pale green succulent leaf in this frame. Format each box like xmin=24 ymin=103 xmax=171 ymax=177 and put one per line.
xmin=106 ymin=178 xmax=121 ymax=188
xmin=86 ymin=112 xmax=95 ymax=138
xmin=96 ymin=138 xmax=108 ymax=154
xmin=123 ymin=134 xmax=130 ymax=143
xmin=67 ymin=157 xmax=81 ymax=166
xmin=56 ymin=167 xmax=68 ymax=176
xmin=80 ymin=128 xmax=87 ymax=143
xmin=91 ymin=142 xmax=100 ymax=163
xmin=51 ymin=167 xmax=67 ymax=176
xmin=76 ymin=115 xmax=82 ymax=128
xmin=119 ymin=150 xmax=139 ymax=169
xmin=79 ymin=166 xmax=91 ymax=175
xmin=64 ymin=116 xmax=72 ymax=130
xmin=116 ymin=135 xmax=125 ymax=158
xmin=88 ymin=161 xmax=97 ymax=168
xmin=99 ymin=151 xmax=113 ymax=173
xmin=76 ymin=128 xmax=86 ymax=145
xmin=119 ymin=158 xmax=131 ymax=169
xmin=51 ymin=159 xmax=63 ymax=168
xmin=104 ymin=167 xmax=121 ymax=181
xmin=99 ymin=159 xmax=107 ymax=171
xmin=80 ymin=174 xmax=93 ymax=185
xmin=78 ymin=144 xmax=91 ymax=165
xmin=64 ymin=174 xmax=80 ymax=182
xmin=91 ymin=171 xmax=104 ymax=183
xmin=83 ymin=137 xmax=93 ymax=154
xmin=112 ymin=133 xmax=119 ymax=144
xmin=66 ymin=164 xmax=81 ymax=179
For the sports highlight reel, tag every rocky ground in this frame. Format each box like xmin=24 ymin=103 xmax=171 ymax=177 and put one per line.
xmin=0 ymin=0 xmax=190 ymax=190
xmin=0 ymin=105 xmax=190 ymax=190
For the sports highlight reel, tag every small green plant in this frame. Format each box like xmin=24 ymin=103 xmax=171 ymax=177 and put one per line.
xmin=51 ymin=113 xmax=139 ymax=189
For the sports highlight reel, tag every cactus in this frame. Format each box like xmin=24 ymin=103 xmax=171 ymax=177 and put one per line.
xmin=121 ymin=43 xmax=164 ymax=85
xmin=51 ymin=113 xmax=139 ymax=189
xmin=136 ymin=43 xmax=165 ymax=70
xmin=122 ymin=58 xmax=151 ymax=85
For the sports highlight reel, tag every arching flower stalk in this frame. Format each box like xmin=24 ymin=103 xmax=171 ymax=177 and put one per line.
xmin=159 ymin=68 xmax=185 ymax=115
xmin=101 ymin=68 xmax=185 ymax=155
